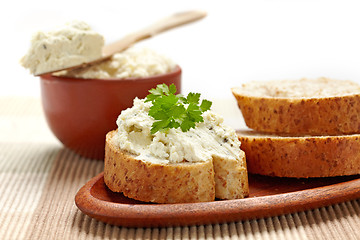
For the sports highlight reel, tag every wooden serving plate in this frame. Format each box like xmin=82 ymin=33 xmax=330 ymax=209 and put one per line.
xmin=75 ymin=172 xmax=360 ymax=227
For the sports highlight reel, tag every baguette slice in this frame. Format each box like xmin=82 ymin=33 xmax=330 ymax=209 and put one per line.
xmin=237 ymin=129 xmax=360 ymax=178
xmin=232 ymin=78 xmax=360 ymax=135
xmin=104 ymin=130 xmax=249 ymax=203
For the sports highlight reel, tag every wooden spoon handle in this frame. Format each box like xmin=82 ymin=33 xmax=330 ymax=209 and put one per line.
xmin=102 ymin=10 xmax=207 ymax=57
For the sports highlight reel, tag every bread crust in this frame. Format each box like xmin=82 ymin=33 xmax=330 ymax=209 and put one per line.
xmin=104 ymin=130 xmax=249 ymax=203
xmin=104 ymin=131 xmax=215 ymax=203
xmin=237 ymin=130 xmax=360 ymax=178
xmin=232 ymin=88 xmax=360 ymax=135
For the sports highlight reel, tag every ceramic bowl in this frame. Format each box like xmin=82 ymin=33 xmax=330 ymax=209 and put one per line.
xmin=40 ymin=66 xmax=181 ymax=159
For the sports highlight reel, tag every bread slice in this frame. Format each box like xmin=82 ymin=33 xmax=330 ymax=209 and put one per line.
xmin=232 ymin=78 xmax=360 ymax=135
xmin=237 ymin=129 xmax=360 ymax=178
xmin=104 ymin=130 xmax=248 ymax=203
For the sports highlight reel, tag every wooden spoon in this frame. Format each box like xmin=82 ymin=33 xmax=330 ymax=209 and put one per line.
xmin=36 ymin=10 xmax=207 ymax=76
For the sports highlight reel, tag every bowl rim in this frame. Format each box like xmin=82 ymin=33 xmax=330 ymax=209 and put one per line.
xmin=39 ymin=65 xmax=181 ymax=83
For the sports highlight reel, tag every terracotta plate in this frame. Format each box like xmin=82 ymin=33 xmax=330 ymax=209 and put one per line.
xmin=75 ymin=172 xmax=360 ymax=227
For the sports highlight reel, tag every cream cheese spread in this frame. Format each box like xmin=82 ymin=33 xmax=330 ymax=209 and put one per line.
xmin=61 ymin=47 xmax=176 ymax=79
xmin=113 ymin=98 xmax=242 ymax=163
xmin=21 ymin=21 xmax=104 ymax=75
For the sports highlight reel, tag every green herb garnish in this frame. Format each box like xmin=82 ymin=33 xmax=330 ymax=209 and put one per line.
xmin=145 ymin=84 xmax=212 ymax=134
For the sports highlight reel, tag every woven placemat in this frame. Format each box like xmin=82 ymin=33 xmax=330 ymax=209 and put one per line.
xmin=0 ymin=97 xmax=359 ymax=239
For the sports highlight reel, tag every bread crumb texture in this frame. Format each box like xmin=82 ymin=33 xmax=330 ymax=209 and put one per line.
xmin=232 ymin=78 xmax=360 ymax=135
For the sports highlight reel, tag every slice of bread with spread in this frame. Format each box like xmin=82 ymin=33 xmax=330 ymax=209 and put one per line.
xmin=237 ymin=130 xmax=360 ymax=178
xmin=105 ymin=130 xmax=216 ymax=203
xmin=104 ymin=98 xmax=249 ymax=203
xmin=232 ymin=77 xmax=360 ymax=135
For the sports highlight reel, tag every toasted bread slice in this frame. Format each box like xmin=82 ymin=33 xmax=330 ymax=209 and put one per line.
xmin=237 ymin=129 xmax=360 ymax=178
xmin=232 ymin=78 xmax=360 ymax=135
xmin=104 ymin=130 xmax=248 ymax=203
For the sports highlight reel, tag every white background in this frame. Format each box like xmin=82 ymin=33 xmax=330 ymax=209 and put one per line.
xmin=1 ymin=0 xmax=360 ymax=100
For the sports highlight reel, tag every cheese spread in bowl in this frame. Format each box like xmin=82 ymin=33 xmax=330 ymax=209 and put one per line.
xmin=59 ymin=47 xmax=176 ymax=79
xmin=22 ymin=21 xmax=181 ymax=159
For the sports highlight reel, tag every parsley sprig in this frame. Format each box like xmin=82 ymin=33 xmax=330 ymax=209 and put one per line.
xmin=145 ymin=84 xmax=212 ymax=134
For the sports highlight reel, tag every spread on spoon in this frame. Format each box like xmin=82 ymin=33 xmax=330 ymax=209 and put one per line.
xmin=21 ymin=21 xmax=104 ymax=75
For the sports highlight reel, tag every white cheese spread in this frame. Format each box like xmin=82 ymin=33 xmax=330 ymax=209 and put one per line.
xmin=61 ymin=47 xmax=176 ymax=79
xmin=21 ymin=21 xmax=104 ymax=75
xmin=113 ymin=98 xmax=242 ymax=163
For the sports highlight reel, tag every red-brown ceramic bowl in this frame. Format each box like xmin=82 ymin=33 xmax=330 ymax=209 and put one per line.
xmin=40 ymin=66 xmax=181 ymax=160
